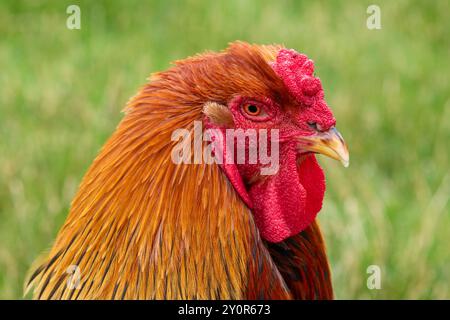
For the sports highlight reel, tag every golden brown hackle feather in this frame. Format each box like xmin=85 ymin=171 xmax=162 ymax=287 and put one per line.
xmin=25 ymin=42 xmax=332 ymax=299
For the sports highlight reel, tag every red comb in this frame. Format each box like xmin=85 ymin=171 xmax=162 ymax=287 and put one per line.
xmin=272 ymin=49 xmax=324 ymax=107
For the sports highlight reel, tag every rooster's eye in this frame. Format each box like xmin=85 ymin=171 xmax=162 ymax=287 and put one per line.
xmin=239 ymin=100 xmax=272 ymax=122
xmin=243 ymin=104 xmax=261 ymax=116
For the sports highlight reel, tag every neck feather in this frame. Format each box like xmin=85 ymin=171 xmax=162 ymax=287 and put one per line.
xmin=26 ymin=73 xmax=331 ymax=299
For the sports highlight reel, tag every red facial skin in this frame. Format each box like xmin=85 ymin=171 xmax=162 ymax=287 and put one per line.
xmin=208 ymin=49 xmax=337 ymax=243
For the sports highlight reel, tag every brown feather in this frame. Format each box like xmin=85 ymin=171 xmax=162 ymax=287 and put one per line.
xmin=25 ymin=42 xmax=332 ymax=299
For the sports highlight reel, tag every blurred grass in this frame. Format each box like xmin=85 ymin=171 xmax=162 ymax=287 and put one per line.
xmin=0 ymin=0 xmax=449 ymax=299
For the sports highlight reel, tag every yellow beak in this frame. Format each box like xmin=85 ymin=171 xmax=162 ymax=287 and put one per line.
xmin=297 ymin=127 xmax=350 ymax=167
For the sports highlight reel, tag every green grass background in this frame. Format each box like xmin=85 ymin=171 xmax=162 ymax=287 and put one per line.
xmin=0 ymin=0 xmax=449 ymax=299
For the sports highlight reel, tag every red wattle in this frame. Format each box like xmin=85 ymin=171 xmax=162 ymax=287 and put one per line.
xmin=248 ymin=153 xmax=325 ymax=243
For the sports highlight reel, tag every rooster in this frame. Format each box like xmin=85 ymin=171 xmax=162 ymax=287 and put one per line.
xmin=26 ymin=42 xmax=349 ymax=299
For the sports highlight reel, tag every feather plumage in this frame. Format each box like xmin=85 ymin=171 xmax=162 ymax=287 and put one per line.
xmin=26 ymin=42 xmax=332 ymax=299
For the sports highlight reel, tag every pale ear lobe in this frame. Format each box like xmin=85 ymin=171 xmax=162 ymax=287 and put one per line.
xmin=203 ymin=102 xmax=234 ymax=127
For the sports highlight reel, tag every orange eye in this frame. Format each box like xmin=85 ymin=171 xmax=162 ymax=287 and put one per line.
xmin=243 ymin=104 xmax=261 ymax=116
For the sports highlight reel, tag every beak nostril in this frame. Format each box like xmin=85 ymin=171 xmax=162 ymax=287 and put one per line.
xmin=307 ymin=121 xmax=322 ymax=131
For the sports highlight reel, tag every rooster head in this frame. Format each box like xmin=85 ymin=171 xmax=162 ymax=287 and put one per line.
xmin=202 ymin=43 xmax=349 ymax=243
